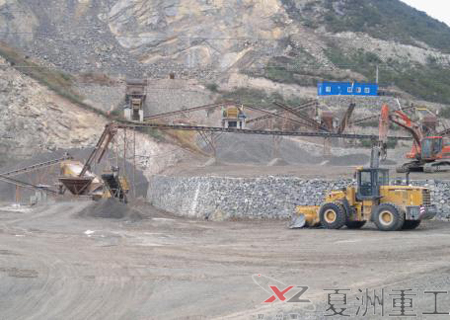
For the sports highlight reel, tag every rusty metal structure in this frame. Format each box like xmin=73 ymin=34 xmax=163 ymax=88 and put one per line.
xmin=247 ymin=100 xmax=317 ymax=125
xmin=0 ymin=154 xmax=73 ymax=201
xmin=273 ymin=101 xmax=327 ymax=132
xmin=58 ymin=124 xmax=130 ymax=202
xmin=143 ymin=101 xmax=235 ymax=122
xmin=320 ymin=111 xmax=335 ymax=132
xmin=12 ymin=102 xmax=408 ymax=204
xmin=3 ymin=97 xmax=412 ymax=204
xmin=0 ymin=154 xmax=73 ymax=178
xmin=337 ymin=103 xmax=356 ymax=134
xmin=115 ymin=120 xmax=410 ymax=141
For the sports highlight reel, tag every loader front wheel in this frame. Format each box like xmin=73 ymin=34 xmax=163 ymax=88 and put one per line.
xmin=374 ymin=203 xmax=405 ymax=231
xmin=319 ymin=203 xmax=346 ymax=229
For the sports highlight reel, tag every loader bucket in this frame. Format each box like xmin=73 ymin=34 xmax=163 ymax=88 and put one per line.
xmin=289 ymin=214 xmax=307 ymax=229
xmin=290 ymin=206 xmax=321 ymax=229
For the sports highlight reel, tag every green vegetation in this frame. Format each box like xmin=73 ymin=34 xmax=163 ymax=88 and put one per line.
xmin=358 ymin=120 xmax=401 ymax=132
xmin=262 ymin=56 xmax=348 ymax=87
xmin=266 ymin=1 xmax=450 ymax=104
xmin=206 ymin=83 xmax=219 ymax=92
xmin=0 ymin=42 xmax=108 ymax=117
xmin=219 ymin=87 xmax=310 ymax=109
xmin=439 ymin=107 xmax=450 ymax=119
xmin=360 ymin=139 xmax=398 ymax=149
xmin=324 ymin=45 xmax=450 ymax=105
xmin=136 ymin=127 xmax=166 ymax=142
xmin=320 ymin=0 xmax=450 ymax=53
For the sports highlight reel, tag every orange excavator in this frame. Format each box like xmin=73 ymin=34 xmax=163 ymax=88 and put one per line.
xmin=390 ymin=110 xmax=450 ymax=173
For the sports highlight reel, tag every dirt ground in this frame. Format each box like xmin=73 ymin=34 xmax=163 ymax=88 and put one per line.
xmin=0 ymin=201 xmax=450 ymax=319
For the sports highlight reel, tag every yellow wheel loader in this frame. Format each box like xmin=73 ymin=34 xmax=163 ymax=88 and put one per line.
xmin=292 ymin=166 xmax=437 ymax=231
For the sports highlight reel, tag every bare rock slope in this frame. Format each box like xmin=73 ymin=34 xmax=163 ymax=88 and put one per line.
xmin=0 ymin=56 xmax=188 ymax=176
xmin=1 ymin=0 xmax=448 ymax=80
xmin=0 ymin=56 xmax=106 ymax=164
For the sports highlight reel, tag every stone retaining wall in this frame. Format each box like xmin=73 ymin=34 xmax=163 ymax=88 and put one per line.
xmin=147 ymin=175 xmax=450 ymax=220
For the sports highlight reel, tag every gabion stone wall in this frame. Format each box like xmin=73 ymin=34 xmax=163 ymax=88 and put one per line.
xmin=147 ymin=175 xmax=450 ymax=221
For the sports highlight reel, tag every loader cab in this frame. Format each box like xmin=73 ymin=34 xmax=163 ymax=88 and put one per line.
xmin=356 ymin=168 xmax=389 ymax=200
xmin=421 ymin=137 xmax=443 ymax=160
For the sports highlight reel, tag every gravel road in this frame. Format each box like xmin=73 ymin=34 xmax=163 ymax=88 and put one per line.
xmin=0 ymin=201 xmax=449 ymax=319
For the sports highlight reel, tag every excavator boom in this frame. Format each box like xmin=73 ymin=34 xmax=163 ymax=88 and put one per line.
xmin=389 ymin=110 xmax=423 ymax=148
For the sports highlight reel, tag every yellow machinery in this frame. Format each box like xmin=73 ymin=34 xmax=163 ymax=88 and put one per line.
xmin=222 ymin=105 xmax=246 ymax=129
xmin=59 ymin=160 xmax=105 ymax=198
xmin=59 ymin=160 xmax=130 ymax=202
xmin=293 ymin=165 xmax=437 ymax=231
xmin=58 ymin=124 xmax=131 ymax=203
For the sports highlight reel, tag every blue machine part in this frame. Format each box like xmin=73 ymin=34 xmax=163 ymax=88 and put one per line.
xmin=318 ymin=82 xmax=378 ymax=96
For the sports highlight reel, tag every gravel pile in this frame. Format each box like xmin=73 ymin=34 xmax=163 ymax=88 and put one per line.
xmin=210 ymin=133 xmax=374 ymax=166
xmin=77 ymin=198 xmax=143 ymax=221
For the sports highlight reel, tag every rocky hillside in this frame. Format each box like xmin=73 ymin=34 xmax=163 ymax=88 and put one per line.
xmin=0 ymin=55 xmax=107 ymax=165
xmin=0 ymin=53 xmax=192 ymax=176
xmin=1 ymin=1 xmax=450 ymax=105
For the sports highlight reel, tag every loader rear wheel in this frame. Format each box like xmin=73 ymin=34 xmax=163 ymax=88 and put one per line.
xmin=319 ymin=203 xmax=346 ymax=229
xmin=374 ymin=203 xmax=405 ymax=231
xmin=345 ymin=221 xmax=366 ymax=229
xmin=402 ymin=220 xmax=421 ymax=230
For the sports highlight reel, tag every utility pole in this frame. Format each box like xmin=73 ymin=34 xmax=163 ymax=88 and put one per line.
xmin=376 ymin=65 xmax=379 ymax=84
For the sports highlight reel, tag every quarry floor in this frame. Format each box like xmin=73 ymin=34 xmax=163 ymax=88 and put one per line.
xmin=0 ymin=201 xmax=450 ymax=319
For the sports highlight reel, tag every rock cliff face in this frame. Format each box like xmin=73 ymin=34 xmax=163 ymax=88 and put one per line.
xmin=105 ymin=0 xmax=287 ymax=69
xmin=0 ymin=56 xmax=107 ymax=164
xmin=0 ymin=0 xmax=290 ymax=76
xmin=0 ymin=0 xmax=450 ymax=134
xmin=2 ymin=0 xmax=448 ymax=79
xmin=0 ymin=56 xmax=187 ymax=175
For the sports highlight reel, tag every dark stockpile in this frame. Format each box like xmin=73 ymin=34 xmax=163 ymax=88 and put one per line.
xmin=76 ymin=198 xmax=143 ymax=222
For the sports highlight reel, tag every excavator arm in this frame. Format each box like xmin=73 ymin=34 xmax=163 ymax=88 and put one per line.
xmin=389 ymin=110 xmax=423 ymax=148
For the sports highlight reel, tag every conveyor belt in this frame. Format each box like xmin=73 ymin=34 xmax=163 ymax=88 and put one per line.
xmin=143 ymin=101 xmax=235 ymax=121
xmin=0 ymin=154 xmax=72 ymax=178
xmin=0 ymin=175 xmax=59 ymax=194
xmin=116 ymin=120 xmax=411 ymax=141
